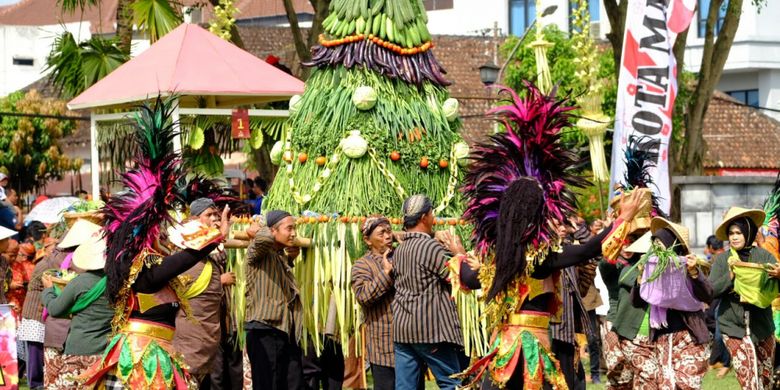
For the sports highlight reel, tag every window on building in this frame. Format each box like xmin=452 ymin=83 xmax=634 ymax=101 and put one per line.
xmin=423 ymin=0 xmax=453 ymax=10
xmin=509 ymin=0 xmax=536 ymax=35
xmin=727 ymin=89 xmax=759 ymax=107
xmin=698 ymin=0 xmax=727 ymax=38
xmin=12 ymin=57 xmax=34 ymax=66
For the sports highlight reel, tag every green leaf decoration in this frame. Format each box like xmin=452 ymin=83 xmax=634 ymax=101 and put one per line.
xmin=142 ymin=342 xmax=161 ymax=385
xmin=118 ymin=337 xmax=134 ymax=379
xmin=155 ymin=345 xmax=174 ymax=384
xmin=520 ymin=331 xmax=541 ymax=376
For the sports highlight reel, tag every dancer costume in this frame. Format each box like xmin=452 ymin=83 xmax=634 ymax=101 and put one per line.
xmin=455 ymin=84 xmax=632 ymax=389
xmin=80 ymin=98 xmax=221 ymax=389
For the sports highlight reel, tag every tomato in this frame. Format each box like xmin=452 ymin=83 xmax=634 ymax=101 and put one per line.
xmin=390 ymin=151 xmax=401 ymax=161
xmin=420 ymin=157 xmax=429 ymax=169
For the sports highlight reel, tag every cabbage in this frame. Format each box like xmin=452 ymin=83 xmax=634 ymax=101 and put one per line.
xmin=289 ymin=95 xmax=303 ymax=115
xmin=270 ymin=141 xmax=284 ymax=165
xmin=352 ymin=86 xmax=377 ymax=110
xmin=442 ymin=98 xmax=459 ymax=121
xmin=341 ymin=130 xmax=368 ymax=158
xmin=453 ymin=141 xmax=470 ymax=166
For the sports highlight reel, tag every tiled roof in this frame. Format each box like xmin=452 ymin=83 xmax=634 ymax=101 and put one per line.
xmin=703 ymin=91 xmax=780 ymax=170
xmin=0 ymin=0 xmax=117 ymax=34
xmin=0 ymin=0 xmax=312 ymax=33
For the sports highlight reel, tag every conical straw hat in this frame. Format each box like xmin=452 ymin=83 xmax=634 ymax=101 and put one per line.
xmin=715 ymin=207 xmax=766 ymax=241
xmin=625 ymin=231 xmax=652 ymax=254
xmin=72 ymin=232 xmax=106 ymax=271
xmin=650 ymin=217 xmax=690 ymax=253
xmin=58 ymin=219 xmax=102 ymax=249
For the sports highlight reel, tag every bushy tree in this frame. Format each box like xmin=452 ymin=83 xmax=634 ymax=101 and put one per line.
xmin=0 ymin=90 xmax=79 ymax=193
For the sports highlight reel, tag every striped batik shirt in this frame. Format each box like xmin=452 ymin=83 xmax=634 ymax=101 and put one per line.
xmin=351 ymin=252 xmax=395 ymax=367
xmin=391 ymin=232 xmax=462 ymax=346
xmin=550 ymin=266 xmax=592 ymax=345
xmin=245 ymin=227 xmax=303 ymax=342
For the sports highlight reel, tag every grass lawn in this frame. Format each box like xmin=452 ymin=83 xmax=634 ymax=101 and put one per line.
xmin=585 ymin=369 xmax=742 ymax=390
xmin=413 ymin=367 xmax=743 ymax=389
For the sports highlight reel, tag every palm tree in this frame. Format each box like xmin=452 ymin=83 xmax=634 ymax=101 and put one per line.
xmin=47 ymin=0 xmax=183 ymax=96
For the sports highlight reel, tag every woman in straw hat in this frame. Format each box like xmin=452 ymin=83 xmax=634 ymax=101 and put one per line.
xmin=40 ymin=232 xmax=112 ymax=389
xmin=710 ymin=207 xmax=780 ymax=390
xmin=629 ymin=217 xmax=713 ymax=390
xmin=24 ymin=218 xmax=101 ymax=389
xmin=600 ymin=230 xmax=655 ymax=389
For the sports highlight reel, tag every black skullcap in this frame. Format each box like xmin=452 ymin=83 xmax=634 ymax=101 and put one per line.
xmin=190 ymin=198 xmax=216 ymax=217
xmin=266 ymin=210 xmax=292 ymax=228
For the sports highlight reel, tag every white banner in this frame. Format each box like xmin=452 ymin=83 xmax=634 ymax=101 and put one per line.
xmin=609 ymin=0 xmax=696 ymax=215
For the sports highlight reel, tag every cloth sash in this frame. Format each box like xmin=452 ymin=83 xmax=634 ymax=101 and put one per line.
xmin=730 ymin=249 xmax=779 ymax=309
xmin=180 ymin=261 xmax=212 ymax=300
xmin=52 ymin=275 xmax=108 ymax=315
xmin=639 ymin=255 xmax=703 ymax=328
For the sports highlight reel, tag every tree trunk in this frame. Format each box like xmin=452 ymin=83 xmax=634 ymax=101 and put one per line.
xmin=283 ymin=0 xmax=312 ymax=79
xmin=682 ymin=0 xmax=743 ymax=174
xmin=252 ymin=144 xmax=278 ymax=185
xmin=307 ymin=0 xmax=331 ymax=49
xmin=115 ymin=0 xmax=134 ymax=53
xmin=603 ymin=0 xmax=627 ymax=80
xmin=669 ymin=26 xmax=690 ymax=175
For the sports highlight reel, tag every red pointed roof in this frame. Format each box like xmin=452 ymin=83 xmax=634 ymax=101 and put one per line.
xmin=68 ymin=23 xmax=304 ymax=110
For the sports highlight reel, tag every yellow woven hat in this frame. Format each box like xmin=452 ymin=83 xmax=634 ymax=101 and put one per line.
xmin=715 ymin=207 xmax=766 ymax=241
xmin=58 ymin=219 xmax=102 ymax=249
xmin=650 ymin=217 xmax=690 ymax=253
xmin=610 ymin=188 xmax=653 ymax=234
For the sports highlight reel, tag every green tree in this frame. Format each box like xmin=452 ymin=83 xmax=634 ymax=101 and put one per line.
xmin=0 ymin=90 xmax=79 ymax=193
xmin=501 ymin=25 xmax=616 ymax=149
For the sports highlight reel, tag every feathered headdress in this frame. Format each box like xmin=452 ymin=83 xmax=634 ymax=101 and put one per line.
xmin=462 ymin=83 xmax=585 ymax=259
xmin=103 ymin=96 xmax=185 ymax=312
xmin=618 ymin=135 xmax=663 ymax=215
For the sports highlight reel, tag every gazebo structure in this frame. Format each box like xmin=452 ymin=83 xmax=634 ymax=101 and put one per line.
xmin=68 ymin=23 xmax=305 ymax=198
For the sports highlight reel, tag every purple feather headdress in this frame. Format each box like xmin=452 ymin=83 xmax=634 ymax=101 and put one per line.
xmin=102 ymin=96 xmax=186 ymax=304
xmin=461 ymin=83 xmax=585 ymax=256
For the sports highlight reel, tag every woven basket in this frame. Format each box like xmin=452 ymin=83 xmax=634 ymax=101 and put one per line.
xmin=62 ymin=211 xmax=104 ymax=227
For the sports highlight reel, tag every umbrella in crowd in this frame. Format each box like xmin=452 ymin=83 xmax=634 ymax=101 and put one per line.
xmin=24 ymin=197 xmax=79 ymax=224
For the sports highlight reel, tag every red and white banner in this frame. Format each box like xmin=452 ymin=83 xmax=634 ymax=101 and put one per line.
xmin=609 ymin=0 xmax=696 ymax=214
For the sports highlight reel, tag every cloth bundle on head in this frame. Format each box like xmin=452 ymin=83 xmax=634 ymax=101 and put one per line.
xmin=402 ymin=195 xmax=432 ymax=229
xmin=18 ymin=242 xmax=36 ymax=259
xmin=362 ymin=216 xmax=390 ymax=237
xmin=266 ymin=210 xmax=292 ymax=228
xmin=189 ymin=198 xmax=216 ymax=217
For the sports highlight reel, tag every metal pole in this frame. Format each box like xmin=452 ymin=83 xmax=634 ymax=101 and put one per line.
xmin=171 ymin=99 xmax=183 ymax=153
xmin=89 ymin=115 xmax=100 ymax=201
